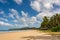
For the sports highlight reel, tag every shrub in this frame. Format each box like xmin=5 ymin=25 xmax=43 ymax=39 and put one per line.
xmin=51 ymin=25 xmax=60 ymax=32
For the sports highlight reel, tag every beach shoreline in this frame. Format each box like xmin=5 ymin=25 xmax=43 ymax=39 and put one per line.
xmin=0 ymin=30 xmax=60 ymax=40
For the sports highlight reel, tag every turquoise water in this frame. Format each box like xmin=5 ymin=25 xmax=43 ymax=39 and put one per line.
xmin=0 ymin=30 xmax=24 ymax=33
xmin=0 ymin=29 xmax=34 ymax=32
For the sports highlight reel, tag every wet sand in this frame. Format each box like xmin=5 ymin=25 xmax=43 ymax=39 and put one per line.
xmin=0 ymin=30 xmax=60 ymax=40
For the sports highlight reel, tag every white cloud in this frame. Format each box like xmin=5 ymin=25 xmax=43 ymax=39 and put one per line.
xmin=20 ymin=17 xmax=26 ymax=22
xmin=20 ymin=12 xmax=41 ymax=27
xmin=30 ymin=16 xmax=37 ymax=24
xmin=0 ymin=18 xmax=8 ymax=22
xmin=21 ymin=11 xmax=28 ymax=17
xmin=9 ymin=9 xmax=20 ymax=19
xmin=43 ymin=3 xmax=53 ymax=9
xmin=0 ymin=21 xmax=13 ymax=26
xmin=53 ymin=8 xmax=60 ymax=13
xmin=0 ymin=11 xmax=4 ymax=14
xmin=14 ymin=0 xmax=22 ymax=4
xmin=30 ymin=0 xmax=41 ymax=12
xmin=37 ymin=11 xmax=54 ymax=18
xmin=30 ymin=0 xmax=60 ymax=24
xmin=30 ymin=16 xmax=37 ymax=22
xmin=53 ymin=0 xmax=60 ymax=6
xmin=19 ymin=11 xmax=28 ymax=27
xmin=0 ymin=0 xmax=60 ymax=28
xmin=0 ymin=0 xmax=7 ymax=4
xmin=9 ymin=13 xmax=14 ymax=19
xmin=13 ymin=20 xmax=18 ymax=23
xmin=19 ymin=11 xmax=39 ymax=27
xmin=23 ymin=22 xmax=28 ymax=27
xmin=30 ymin=0 xmax=60 ymax=12
xmin=19 ymin=17 xmax=28 ymax=27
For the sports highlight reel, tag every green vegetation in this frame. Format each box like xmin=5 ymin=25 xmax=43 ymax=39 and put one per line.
xmin=40 ymin=14 xmax=60 ymax=32
xmin=9 ymin=27 xmax=39 ymax=30
xmin=51 ymin=25 xmax=60 ymax=32
xmin=39 ymin=30 xmax=60 ymax=35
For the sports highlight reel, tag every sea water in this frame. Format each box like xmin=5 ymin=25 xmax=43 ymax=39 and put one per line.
xmin=0 ymin=30 xmax=24 ymax=33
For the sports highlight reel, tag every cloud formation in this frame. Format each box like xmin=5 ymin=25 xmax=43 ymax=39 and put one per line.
xmin=0 ymin=21 xmax=13 ymax=26
xmin=30 ymin=0 xmax=41 ymax=12
xmin=0 ymin=0 xmax=7 ymax=4
xmin=31 ymin=0 xmax=60 ymax=10
xmin=0 ymin=0 xmax=60 ymax=29
xmin=9 ymin=9 xmax=20 ymax=19
xmin=14 ymin=0 xmax=22 ymax=4
xmin=30 ymin=0 xmax=60 ymax=17
xmin=0 ymin=11 xmax=4 ymax=14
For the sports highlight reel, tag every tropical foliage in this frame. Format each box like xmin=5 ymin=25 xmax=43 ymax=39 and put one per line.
xmin=40 ymin=14 xmax=60 ymax=32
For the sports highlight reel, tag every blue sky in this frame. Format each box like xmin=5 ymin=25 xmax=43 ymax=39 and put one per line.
xmin=0 ymin=0 xmax=60 ymax=30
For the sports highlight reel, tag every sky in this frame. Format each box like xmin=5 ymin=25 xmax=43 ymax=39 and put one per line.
xmin=0 ymin=0 xmax=60 ymax=30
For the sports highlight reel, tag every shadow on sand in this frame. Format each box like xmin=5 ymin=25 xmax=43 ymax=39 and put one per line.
xmin=21 ymin=35 xmax=60 ymax=40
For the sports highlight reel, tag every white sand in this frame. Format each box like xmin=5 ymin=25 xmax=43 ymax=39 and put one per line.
xmin=0 ymin=30 xmax=51 ymax=40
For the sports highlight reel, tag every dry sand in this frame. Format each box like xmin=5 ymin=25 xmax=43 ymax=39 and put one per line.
xmin=0 ymin=30 xmax=60 ymax=40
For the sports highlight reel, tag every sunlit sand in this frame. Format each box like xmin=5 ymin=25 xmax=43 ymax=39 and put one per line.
xmin=0 ymin=30 xmax=60 ymax=40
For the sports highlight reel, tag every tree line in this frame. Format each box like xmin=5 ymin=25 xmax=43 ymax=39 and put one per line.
xmin=40 ymin=14 xmax=60 ymax=32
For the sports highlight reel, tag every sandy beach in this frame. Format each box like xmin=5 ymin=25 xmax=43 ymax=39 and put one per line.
xmin=0 ymin=30 xmax=60 ymax=40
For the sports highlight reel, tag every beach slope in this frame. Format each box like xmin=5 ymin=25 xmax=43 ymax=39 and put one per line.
xmin=0 ymin=30 xmax=60 ymax=40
